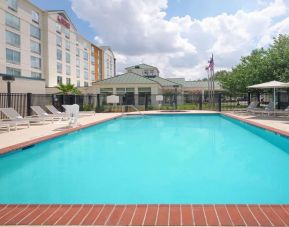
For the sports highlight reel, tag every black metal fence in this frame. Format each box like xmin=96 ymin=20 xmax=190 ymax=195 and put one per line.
xmin=0 ymin=92 xmax=239 ymax=117
xmin=1 ymin=91 xmax=288 ymax=118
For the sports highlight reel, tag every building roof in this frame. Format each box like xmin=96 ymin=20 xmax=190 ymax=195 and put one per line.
xmin=149 ymin=77 xmax=181 ymax=87
xmin=96 ymin=73 xmax=158 ymax=85
xmin=166 ymin=78 xmax=186 ymax=86
xmin=183 ymin=81 xmax=222 ymax=90
xmin=125 ymin=64 xmax=159 ymax=72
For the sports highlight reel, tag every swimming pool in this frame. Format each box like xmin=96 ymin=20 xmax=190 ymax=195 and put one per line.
xmin=0 ymin=114 xmax=289 ymax=204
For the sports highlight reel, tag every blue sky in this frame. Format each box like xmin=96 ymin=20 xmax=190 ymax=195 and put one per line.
xmin=31 ymin=0 xmax=289 ymax=79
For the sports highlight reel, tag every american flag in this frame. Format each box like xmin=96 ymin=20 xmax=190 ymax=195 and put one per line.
xmin=205 ymin=54 xmax=214 ymax=71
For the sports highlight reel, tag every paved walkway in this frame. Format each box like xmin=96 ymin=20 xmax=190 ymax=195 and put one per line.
xmin=0 ymin=113 xmax=122 ymax=154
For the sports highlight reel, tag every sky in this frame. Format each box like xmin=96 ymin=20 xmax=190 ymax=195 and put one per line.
xmin=31 ymin=0 xmax=289 ymax=80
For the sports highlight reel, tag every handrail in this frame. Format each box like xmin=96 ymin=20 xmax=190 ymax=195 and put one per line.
xmin=122 ymin=105 xmax=145 ymax=116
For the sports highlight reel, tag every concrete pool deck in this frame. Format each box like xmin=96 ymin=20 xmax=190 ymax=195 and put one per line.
xmin=1 ymin=110 xmax=289 ymax=226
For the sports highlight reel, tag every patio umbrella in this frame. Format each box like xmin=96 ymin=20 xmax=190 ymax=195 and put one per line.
xmin=248 ymin=80 xmax=289 ymax=111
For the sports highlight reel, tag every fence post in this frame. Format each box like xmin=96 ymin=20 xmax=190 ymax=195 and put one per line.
xmin=218 ymin=93 xmax=222 ymax=112
xmin=145 ymin=93 xmax=148 ymax=111
xmin=7 ymin=82 xmax=12 ymax=108
xmin=96 ymin=94 xmax=100 ymax=112
xmin=199 ymin=94 xmax=202 ymax=110
xmin=27 ymin=93 xmax=32 ymax=116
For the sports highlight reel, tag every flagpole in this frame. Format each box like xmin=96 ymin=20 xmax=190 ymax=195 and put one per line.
xmin=207 ymin=68 xmax=211 ymax=103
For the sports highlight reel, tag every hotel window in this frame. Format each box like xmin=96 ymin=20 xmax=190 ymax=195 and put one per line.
xmin=66 ymin=52 xmax=70 ymax=63
xmin=31 ymin=72 xmax=41 ymax=78
xmin=66 ymin=78 xmax=71 ymax=85
xmin=83 ymin=51 xmax=88 ymax=60
xmin=91 ymin=56 xmax=95 ymax=65
xmin=31 ymin=41 xmax=41 ymax=54
xmin=83 ymin=61 xmax=88 ymax=70
xmin=76 ymin=48 xmax=80 ymax=57
xmin=30 ymin=25 xmax=41 ymax=39
xmin=6 ymin=67 xmax=20 ymax=77
xmin=5 ymin=13 xmax=20 ymax=30
xmin=57 ymin=63 xmax=62 ymax=73
xmin=31 ymin=56 xmax=41 ymax=69
xmin=6 ymin=30 xmax=20 ymax=47
xmin=57 ymin=49 xmax=62 ymax=61
xmin=84 ymin=82 xmax=89 ymax=87
xmin=65 ymin=40 xmax=70 ymax=51
xmin=56 ymin=23 xmax=61 ymax=34
xmin=32 ymin=10 xmax=39 ymax=23
xmin=76 ymin=58 xmax=80 ymax=67
xmin=56 ymin=35 xmax=62 ymax=47
xmin=76 ymin=69 xmax=80 ymax=78
xmin=6 ymin=0 xmax=17 ymax=11
xmin=57 ymin=76 xmax=62 ymax=85
xmin=84 ymin=71 xmax=88 ymax=80
xmin=6 ymin=48 xmax=20 ymax=64
xmin=66 ymin=65 xmax=71 ymax=75
xmin=77 ymin=80 xmax=80 ymax=87
xmin=64 ymin=27 xmax=70 ymax=38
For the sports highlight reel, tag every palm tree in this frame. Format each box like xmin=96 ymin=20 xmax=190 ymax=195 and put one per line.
xmin=55 ymin=84 xmax=81 ymax=95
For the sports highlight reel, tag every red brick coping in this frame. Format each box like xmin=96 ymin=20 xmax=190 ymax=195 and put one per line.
xmin=0 ymin=204 xmax=289 ymax=226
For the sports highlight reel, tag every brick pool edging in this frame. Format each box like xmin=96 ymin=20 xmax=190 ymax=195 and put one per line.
xmin=0 ymin=204 xmax=289 ymax=226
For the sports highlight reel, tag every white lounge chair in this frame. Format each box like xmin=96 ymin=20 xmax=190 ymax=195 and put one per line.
xmin=0 ymin=108 xmax=31 ymax=128
xmin=45 ymin=105 xmax=69 ymax=118
xmin=246 ymin=101 xmax=259 ymax=113
xmin=251 ymin=101 xmax=278 ymax=115
xmin=31 ymin=106 xmax=67 ymax=122
xmin=0 ymin=120 xmax=16 ymax=132
xmin=275 ymin=106 xmax=289 ymax=116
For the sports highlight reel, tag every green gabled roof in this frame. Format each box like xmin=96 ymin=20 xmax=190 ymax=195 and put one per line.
xmin=148 ymin=76 xmax=181 ymax=87
xmin=166 ymin=78 xmax=186 ymax=86
xmin=183 ymin=81 xmax=222 ymax=89
xmin=96 ymin=72 xmax=158 ymax=85
xmin=125 ymin=64 xmax=158 ymax=70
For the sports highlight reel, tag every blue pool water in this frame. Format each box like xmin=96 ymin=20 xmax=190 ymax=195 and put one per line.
xmin=0 ymin=114 xmax=289 ymax=204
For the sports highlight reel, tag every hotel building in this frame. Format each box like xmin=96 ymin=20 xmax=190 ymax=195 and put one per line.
xmin=0 ymin=0 xmax=116 ymax=93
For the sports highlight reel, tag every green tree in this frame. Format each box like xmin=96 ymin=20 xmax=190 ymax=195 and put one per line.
xmin=218 ymin=34 xmax=289 ymax=94
xmin=55 ymin=84 xmax=81 ymax=95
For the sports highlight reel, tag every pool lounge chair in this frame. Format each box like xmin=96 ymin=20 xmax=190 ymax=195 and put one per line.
xmin=0 ymin=120 xmax=16 ymax=132
xmin=251 ymin=101 xmax=277 ymax=116
xmin=31 ymin=106 xmax=67 ymax=122
xmin=275 ymin=106 xmax=289 ymax=116
xmin=246 ymin=101 xmax=259 ymax=113
xmin=0 ymin=108 xmax=31 ymax=128
xmin=45 ymin=105 xmax=69 ymax=118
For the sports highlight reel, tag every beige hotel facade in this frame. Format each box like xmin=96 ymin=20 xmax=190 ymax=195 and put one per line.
xmin=0 ymin=0 xmax=116 ymax=94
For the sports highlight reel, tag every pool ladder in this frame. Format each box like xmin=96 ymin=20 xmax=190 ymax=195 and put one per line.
xmin=122 ymin=105 xmax=145 ymax=116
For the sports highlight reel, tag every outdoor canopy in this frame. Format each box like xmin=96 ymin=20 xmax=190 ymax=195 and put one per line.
xmin=248 ymin=80 xmax=289 ymax=110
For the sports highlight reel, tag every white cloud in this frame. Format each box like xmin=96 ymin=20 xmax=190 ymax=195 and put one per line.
xmin=71 ymin=0 xmax=289 ymax=80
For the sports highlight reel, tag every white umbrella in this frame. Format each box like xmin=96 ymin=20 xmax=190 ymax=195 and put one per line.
xmin=248 ymin=81 xmax=289 ymax=111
